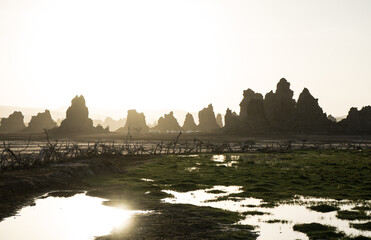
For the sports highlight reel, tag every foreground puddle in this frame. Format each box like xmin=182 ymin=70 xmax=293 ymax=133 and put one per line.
xmin=0 ymin=191 xmax=147 ymax=240
xmin=162 ymin=186 xmax=371 ymax=240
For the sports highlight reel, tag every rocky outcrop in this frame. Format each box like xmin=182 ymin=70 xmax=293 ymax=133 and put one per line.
xmin=244 ymin=98 xmax=270 ymax=132
xmin=237 ymin=89 xmax=269 ymax=132
xmin=338 ymin=106 xmax=371 ymax=134
xmin=116 ymin=109 xmax=149 ymax=134
xmin=216 ymin=114 xmax=223 ymax=128
xmin=264 ymin=78 xmax=296 ymax=131
xmin=240 ymin=89 xmax=264 ymax=120
xmin=327 ymin=115 xmax=337 ymax=122
xmin=0 ymin=111 xmax=26 ymax=132
xmin=154 ymin=111 xmax=182 ymax=132
xmin=293 ymin=88 xmax=331 ymax=132
xmin=224 ymin=108 xmax=239 ymax=130
xmin=198 ymin=104 xmax=220 ymax=132
xmin=57 ymin=95 xmax=97 ymax=133
xmin=26 ymin=110 xmax=57 ymax=132
xmin=182 ymin=113 xmax=198 ymax=132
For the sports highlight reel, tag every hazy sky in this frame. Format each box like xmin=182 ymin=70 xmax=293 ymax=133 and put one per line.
xmin=1 ymin=0 xmax=370 ymax=118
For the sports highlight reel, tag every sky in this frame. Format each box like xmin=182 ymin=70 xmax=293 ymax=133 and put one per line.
xmin=0 ymin=0 xmax=370 ymax=119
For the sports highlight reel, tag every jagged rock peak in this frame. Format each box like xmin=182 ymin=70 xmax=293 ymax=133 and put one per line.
xmin=27 ymin=110 xmax=57 ymax=132
xmin=117 ymin=109 xmax=149 ymax=134
xmin=198 ymin=104 xmax=220 ymax=131
xmin=0 ymin=111 xmax=26 ymax=132
xmin=154 ymin=111 xmax=181 ymax=132
xmin=182 ymin=113 xmax=197 ymax=131
xmin=276 ymin=78 xmax=294 ymax=98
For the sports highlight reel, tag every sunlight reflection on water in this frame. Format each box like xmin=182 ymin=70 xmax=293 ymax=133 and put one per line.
xmin=0 ymin=191 xmax=147 ymax=240
xmin=162 ymin=186 xmax=371 ymax=240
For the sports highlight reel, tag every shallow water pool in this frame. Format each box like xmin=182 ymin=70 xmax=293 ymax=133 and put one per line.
xmin=162 ymin=186 xmax=371 ymax=240
xmin=0 ymin=191 xmax=147 ymax=240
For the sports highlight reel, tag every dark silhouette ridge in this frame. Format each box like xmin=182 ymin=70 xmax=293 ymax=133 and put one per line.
xmin=264 ymin=78 xmax=296 ymax=131
xmin=216 ymin=114 xmax=223 ymax=128
xmin=182 ymin=113 xmax=198 ymax=132
xmin=153 ymin=111 xmax=182 ymax=132
xmin=52 ymin=95 xmax=106 ymax=134
xmin=293 ymin=88 xmax=332 ymax=133
xmin=116 ymin=109 xmax=149 ymax=134
xmin=223 ymin=78 xmax=344 ymax=135
xmin=0 ymin=111 xmax=26 ymax=132
xmin=26 ymin=110 xmax=57 ymax=132
xmin=338 ymin=106 xmax=371 ymax=134
xmin=198 ymin=104 xmax=220 ymax=132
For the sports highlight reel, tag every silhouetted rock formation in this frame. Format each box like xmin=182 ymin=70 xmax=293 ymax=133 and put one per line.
xmin=293 ymin=88 xmax=332 ymax=132
xmin=56 ymin=95 xmax=101 ymax=133
xmin=26 ymin=110 xmax=57 ymax=132
xmin=222 ymin=78 xmax=355 ymax=135
xmin=0 ymin=111 xmax=26 ymax=132
xmin=224 ymin=108 xmax=239 ymax=130
xmin=154 ymin=111 xmax=182 ymax=132
xmin=216 ymin=114 xmax=223 ymax=128
xmin=264 ymin=78 xmax=296 ymax=130
xmin=198 ymin=104 xmax=220 ymax=132
xmin=327 ymin=115 xmax=337 ymax=122
xmin=338 ymin=106 xmax=371 ymax=134
xmin=239 ymin=89 xmax=269 ymax=132
xmin=116 ymin=109 xmax=149 ymax=134
xmin=240 ymin=89 xmax=264 ymax=120
xmin=182 ymin=113 xmax=198 ymax=132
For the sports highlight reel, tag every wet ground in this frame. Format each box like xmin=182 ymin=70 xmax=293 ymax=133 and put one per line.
xmin=1 ymin=150 xmax=370 ymax=239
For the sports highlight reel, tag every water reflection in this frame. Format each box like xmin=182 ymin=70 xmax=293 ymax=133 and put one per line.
xmin=211 ymin=155 xmax=226 ymax=162
xmin=0 ymin=191 xmax=147 ymax=240
xmin=211 ymin=155 xmax=240 ymax=167
xmin=162 ymin=186 xmax=371 ymax=240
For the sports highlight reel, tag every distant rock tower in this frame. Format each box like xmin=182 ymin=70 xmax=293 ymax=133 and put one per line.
xmin=154 ymin=111 xmax=182 ymax=132
xmin=198 ymin=104 xmax=220 ymax=132
xmin=0 ymin=111 xmax=26 ymax=132
xmin=116 ymin=109 xmax=149 ymax=134
xmin=58 ymin=95 xmax=95 ymax=132
xmin=26 ymin=110 xmax=57 ymax=132
xmin=182 ymin=113 xmax=198 ymax=132
xmin=264 ymin=78 xmax=296 ymax=131
xmin=293 ymin=88 xmax=331 ymax=132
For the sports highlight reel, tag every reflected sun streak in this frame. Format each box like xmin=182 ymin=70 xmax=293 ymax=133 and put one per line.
xmin=0 ymin=192 xmax=146 ymax=240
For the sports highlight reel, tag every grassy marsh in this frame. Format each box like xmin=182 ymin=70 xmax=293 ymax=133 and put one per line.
xmin=82 ymin=149 xmax=371 ymax=239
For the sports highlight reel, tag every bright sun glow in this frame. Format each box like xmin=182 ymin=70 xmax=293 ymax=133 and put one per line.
xmin=0 ymin=0 xmax=371 ymax=117
xmin=0 ymin=192 xmax=144 ymax=240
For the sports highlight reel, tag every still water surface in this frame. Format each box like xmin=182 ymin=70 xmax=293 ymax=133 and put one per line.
xmin=163 ymin=186 xmax=371 ymax=240
xmin=0 ymin=191 xmax=146 ymax=240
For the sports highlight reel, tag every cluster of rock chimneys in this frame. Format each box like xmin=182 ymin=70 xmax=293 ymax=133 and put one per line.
xmin=224 ymin=78 xmax=371 ymax=134
xmin=0 ymin=110 xmax=56 ymax=133
xmin=1 ymin=79 xmax=370 ymax=135
xmin=0 ymin=95 xmax=108 ymax=134
xmin=116 ymin=104 xmax=222 ymax=134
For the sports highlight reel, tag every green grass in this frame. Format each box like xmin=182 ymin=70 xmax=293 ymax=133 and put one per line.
xmin=309 ymin=204 xmax=340 ymax=213
xmin=351 ymin=222 xmax=371 ymax=231
xmin=337 ymin=210 xmax=371 ymax=220
xmin=293 ymin=223 xmax=346 ymax=239
xmin=100 ymin=150 xmax=371 ymax=202
xmin=82 ymin=149 xmax=371 ymax=239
